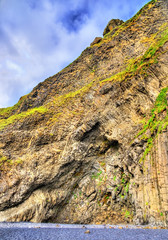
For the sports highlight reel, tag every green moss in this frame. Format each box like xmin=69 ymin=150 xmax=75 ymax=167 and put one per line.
xmin=0 ymin=155 xmax=13 ymax=170
xmin=100 ymin=26 xmax=168 ymax=85
xmin=0 ymin=106 xmax=48 ymax=131
xmin=154 ymin=87 xmax=168 ymax=113
xmin=95 ymin=0 xmax=158 ymax=45
xmin=0 ymin=155 xmax=8 ymax=166
xmin=0 ymin=94 xmax=28 ymax=119
xmin=0 ymin=154 xmax=23 ymax=171
xmin=52 ymin=79 xmax=95 ymax=107
xmin=91 ymin=170 xmax=103 ymax=180
xmin=124 ymin=0 xmax=158 ymax=26
xmin=137 ymin=87 xmax=168 ymax=162
xmin=0 ymin=78 xmax=94 ymax=130
xmin=15 ymin=158 xmax=23 ymax=165
xmin=47 ymin=112 xmax=62 ymax=125
xmin=125 ymin=210 xmax=132 ymax=219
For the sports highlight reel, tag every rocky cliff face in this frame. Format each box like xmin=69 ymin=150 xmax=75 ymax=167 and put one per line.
xmin=0 ymin=0 xmax=168 ymax=226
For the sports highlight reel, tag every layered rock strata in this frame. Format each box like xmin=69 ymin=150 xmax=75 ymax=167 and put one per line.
xmin=0 ymin=0 xmax=168 ymax=226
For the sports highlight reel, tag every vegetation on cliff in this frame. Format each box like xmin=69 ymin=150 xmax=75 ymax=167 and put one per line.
xmin=137 ymin=87 xmax=168 ymax=162
xmin=0 ymin=0 xmax=168 ymax=226
xmin=0 ymin=23 xmax=167 ymax=132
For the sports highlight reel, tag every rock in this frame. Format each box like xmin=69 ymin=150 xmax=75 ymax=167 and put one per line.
xmin=99 ymin=84 xmax=113 ymax=95
xmin=0 ymin=0 xmax=168 ymax=227
xmin=90 ymin=37 xmax=102 ymax=46
xmin=103 ymin=19 xmax=124 ymax=36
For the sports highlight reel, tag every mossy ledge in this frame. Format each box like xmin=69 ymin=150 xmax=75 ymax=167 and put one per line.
xmin=0 ymin=106 xmax=48 ymax=131
xmin=0 ymin=94 xmax=28 ymax=120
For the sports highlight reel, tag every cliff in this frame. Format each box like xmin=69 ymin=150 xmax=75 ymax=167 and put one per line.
xmin=0 ymin=0 xmax=168 ymax=226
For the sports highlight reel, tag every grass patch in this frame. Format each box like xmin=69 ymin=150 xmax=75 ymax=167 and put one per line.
xmin=136 ymin=87 xmax=168 ymax=162
xmin=100 ymin=26 xmax=168 ymax=85
xmin=52 ymin=79 xmax=96 ymax=107
xmin=0 ymin=154 xmax=14 ymax=172
xmin=0 ymin=106 xmax=48 ymax=131
xmin=0 ymin=94 xmax=28 ymax=119
xmin=0 ymin=154 xmax=23 ymax=171
xmin=0 ymin=78 xmax=96 ymax=131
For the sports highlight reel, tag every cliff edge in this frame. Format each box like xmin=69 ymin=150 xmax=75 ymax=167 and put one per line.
xmin=0 ymin=0 xmax=168 ymax=226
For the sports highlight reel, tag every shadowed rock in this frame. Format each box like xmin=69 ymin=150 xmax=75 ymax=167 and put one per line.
xmin=90 ymin=37 xmax=102 ymax=46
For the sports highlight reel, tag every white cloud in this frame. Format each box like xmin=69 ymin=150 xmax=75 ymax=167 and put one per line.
xmin=0 ymin=0 xmax=149 ymax=108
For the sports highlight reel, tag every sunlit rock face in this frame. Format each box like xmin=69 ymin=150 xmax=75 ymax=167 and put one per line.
xmin=103 ymin=19 xmax=124 ymax=36
xmin=0 ymin=0 xmax=168 ymax=226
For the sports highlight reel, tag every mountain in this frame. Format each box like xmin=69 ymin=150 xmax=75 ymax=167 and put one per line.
xmin=0 ymin=0 xmax=168 ymax=226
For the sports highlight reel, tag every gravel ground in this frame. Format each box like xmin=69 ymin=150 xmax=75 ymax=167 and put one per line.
xmin=0 ymin=223 xmax=168 ymax=240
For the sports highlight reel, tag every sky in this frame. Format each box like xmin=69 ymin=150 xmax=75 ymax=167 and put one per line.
xmin=0 ymin=0 xmax=150 ymax=108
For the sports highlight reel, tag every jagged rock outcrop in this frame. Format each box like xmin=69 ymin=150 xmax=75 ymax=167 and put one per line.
xmin=103 ymin=19 xmax=124 ymax=36
xmin=0 ymin=0 xmax=168 ymax=226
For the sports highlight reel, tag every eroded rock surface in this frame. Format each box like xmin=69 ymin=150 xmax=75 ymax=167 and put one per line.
xmin=90 ymin=37 xmax=102 ymax=46
xmin=0 ymin=0 xmax=168 ymax=226
xmin=103 ymin=19 xmax=124 ymax=36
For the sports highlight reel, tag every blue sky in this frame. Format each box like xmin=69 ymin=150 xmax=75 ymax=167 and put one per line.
xmin=0 ymin=0 xmax=149 ymax=108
